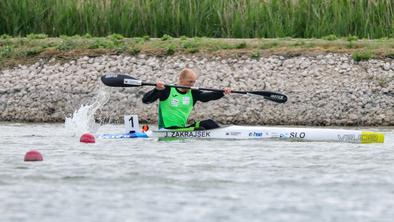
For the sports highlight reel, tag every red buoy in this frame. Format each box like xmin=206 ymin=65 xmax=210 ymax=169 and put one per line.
xmin=24 ymin=150 xmax=43 ymax=161
xmin=80 ymin=132 xmax=95 ymax=143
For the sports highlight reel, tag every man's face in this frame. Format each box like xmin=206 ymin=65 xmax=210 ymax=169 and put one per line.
xmin=179 ymin=74 xmax=197 ymax=87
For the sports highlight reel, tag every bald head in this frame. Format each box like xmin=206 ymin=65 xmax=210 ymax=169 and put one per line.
xmin=179 ymin=68 xmax=198 ymax=80
xmin=178 ymin=68 xmax=198 ymax=90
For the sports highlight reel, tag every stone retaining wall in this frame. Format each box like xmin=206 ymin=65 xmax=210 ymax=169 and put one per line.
xmin=1 ymin=54 xmax=393 ymax=126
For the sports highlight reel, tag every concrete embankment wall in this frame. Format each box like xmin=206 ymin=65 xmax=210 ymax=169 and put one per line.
xmin=0 ymin=54 xmax=393 ymax=126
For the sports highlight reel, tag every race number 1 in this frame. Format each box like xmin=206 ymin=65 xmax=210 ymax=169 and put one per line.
xmin=124 ymin=115 xmax=140 ymax=133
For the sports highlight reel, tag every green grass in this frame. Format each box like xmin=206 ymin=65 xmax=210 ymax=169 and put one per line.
xmin=352 ymin=50 xmax=373 ymax=61
xmin=0 ymin=0 xmax=392 ymax=39
xmin=0 ymin=36 xmax=393 ymax=69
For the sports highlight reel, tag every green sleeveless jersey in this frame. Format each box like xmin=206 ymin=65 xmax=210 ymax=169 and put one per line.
xmin=158 ymin=88 xmax=194 ymax=128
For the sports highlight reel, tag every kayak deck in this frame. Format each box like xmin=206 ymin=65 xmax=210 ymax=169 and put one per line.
xmin=98 ymin=125 xmax=384 ymax=144
xmin=153 ymin=125 xmax=384 ymax=143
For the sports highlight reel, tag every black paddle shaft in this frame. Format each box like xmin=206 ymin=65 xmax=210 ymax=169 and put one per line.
xmin=101 ymin=74 xmax=287 ymax=103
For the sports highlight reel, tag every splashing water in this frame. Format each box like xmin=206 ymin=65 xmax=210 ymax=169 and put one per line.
xmin=64 ymin=89 xmax=110 ymax=137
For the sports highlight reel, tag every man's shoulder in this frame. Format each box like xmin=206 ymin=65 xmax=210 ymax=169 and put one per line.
xmin=191 ymin=89 xmax=202 ymax=93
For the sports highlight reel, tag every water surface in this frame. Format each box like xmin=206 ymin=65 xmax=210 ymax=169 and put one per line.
xmin=1 ymin=123 xmax=393 ymax=222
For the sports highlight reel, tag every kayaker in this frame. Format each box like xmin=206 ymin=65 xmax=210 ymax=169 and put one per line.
xmin=142 ymin=68 xmax=231 ymax=130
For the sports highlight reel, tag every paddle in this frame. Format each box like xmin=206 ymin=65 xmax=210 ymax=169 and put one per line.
xmin=101 ymin=73 xmax=287 ymax=103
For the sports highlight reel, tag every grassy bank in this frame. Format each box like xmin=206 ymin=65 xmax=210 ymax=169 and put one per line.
xmin=0 ymin=35 xmax=393 ymax=69
xmin=0 ymin=0 xmax=392 ymax=39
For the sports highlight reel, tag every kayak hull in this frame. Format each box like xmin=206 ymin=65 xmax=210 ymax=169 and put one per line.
xmin=97 ymin=132 xmax=149 ymax=139
xmin=98 ymin=126 xmax=384 ymax=143
xmin=153 ymin=126 xmax=384 ymax=143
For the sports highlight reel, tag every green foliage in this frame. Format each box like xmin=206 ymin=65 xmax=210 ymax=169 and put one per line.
xmin=143 ymin=35 xmax=150 ymax=41
xmin=127 ymin=46 xmax=141 ymax=55
xmin=0 ymin=45 xmax=13 ymax=58
xmin=56 ymin=39 xmax=77 ymax=51
xmin=165 ymin=44 xmax=176 ymax=55
xmin=0 ymin=0 xmax=392 ymax=39
xmin=1 ymin=34 xmax=11 ymax=39
xmin=180 ymin=35 xmax=188 ymax=41
xmin=181 ymin=38 xmax=200 ymax=53
xmin=346 ymin=35 xmax=359 ymax=42
xmin=187 ymin=48 xmax=199 ymax=53
xmin=250 ymin=51 xmax=261 ymax=59
xmin=0 ymin=0 xmax=394 ymax=40
xmin=27 ymin=33 xmax=48 ymax=39
xmin=161 ymin=34 xmax=172 ymax=41
xmin=352 ymin=51 xmax=372 ymax=61
xmin=260 ymin=42 xmax=279 ymax=49
xmin=83 ymin=33 xmax=92 ymax=38
xmin=88 ymin=39 xmax=114 ymax=49
xmin=17 ymin=47 xmax=43 ymax=57
xmin=305 ymin=43 xmax=315 ymax=48
xmin=134 ymin=37 xmax=144 ymax=44
xmin=236 ymin=42 xmax=247 ymax=49
xmin=107 ymin=34 xmax=124 ymax=40
xmin=181 ymin=40 xmax=199 ymax=49
xmin=322 ymin=34 xmax=338 ymax=41
xmin=293 ymin=41 xmax=306 ymax=47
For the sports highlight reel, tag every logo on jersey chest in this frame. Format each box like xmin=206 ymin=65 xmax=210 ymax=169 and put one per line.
xmin=171 ymin=96 xmax=190 ymax=107
xmin=182 ymin=96 xmax=190 ymax=105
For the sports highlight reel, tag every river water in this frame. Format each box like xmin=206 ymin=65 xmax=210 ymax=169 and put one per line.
xmin=0 ymin=122 xmax=393 ymax=222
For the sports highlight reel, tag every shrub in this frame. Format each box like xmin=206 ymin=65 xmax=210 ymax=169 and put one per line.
xmin=0 ymin=34 xmax=11 ymax=39
xmin=88 ymin=38 xmax=114 ymax=49
xmin=107 ymin=34 xmax=124 ymax=40
xmin=251 ymin=51 xmax=261 ymax=59
xmin=346 ymin=35 xmax=358 ymax=42
xmin=166 ymin=45 xmax=176 ymax=55
xmin=17 ymin=47 xmax=43 ymax=57
xmin=260 ymin=42 xmax=278 ymax=49
xmin=293 ymin=41 xmax=306 ymax=46
xmin=143 ymin=35 xmax=150 ymax=41
xmin=0 ymin=45 xmax=13 ymax=58
xmin=57 ymin=39 xmax=76 ymax=51
xmin=322 ymin=34 xmax=337 ymax=41
xmin=182 ymin=40 xmax=199 ymax=49
xmin=115 ymin=45 xmax=127 ymax=53
xmin=161 ymin=34 xmax=172 ymax=41
xmin=236 ymin=41 xmax=247 ymax=49
xmin=352 ymin=51 xmax=372 ymax=61
xmin=134 ymin=37 xmax=144 ymax=44
xmin=83 ymin=33 xmax=92 ymax=38
xmin=27 ymin=33 xmax=48 ymax=39
xmin=187 ymin=48 xmax=199 ymax=53
xmin=128 ymin=47 xmax=141 ymax=55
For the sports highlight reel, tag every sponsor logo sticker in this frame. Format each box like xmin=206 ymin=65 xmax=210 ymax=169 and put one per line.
xmin=337 ymin=134 xmax=359 ymax=142
xmin=280 ymin=132 xmax=306 ymax=138
xmin=165 ymin=131 xmax=211 ymax=138
xmin=248 ymin=132 xmax=263 ymax=137
xmin=270 ymin=95 xmax=284 ymax=100
xmin=225 ymin=132 xmax=241 ymax=136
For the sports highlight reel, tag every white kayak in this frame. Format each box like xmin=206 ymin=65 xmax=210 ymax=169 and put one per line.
xmin=97 ymin=115 xmax=385 ymax=144
xmin=153 ymin=125 xmax=384 ymax=144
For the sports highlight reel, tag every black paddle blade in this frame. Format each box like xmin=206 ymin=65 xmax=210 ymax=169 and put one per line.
xmin=101 ymin=74 xmax=142 ymax=87
xmin=248 ymin=91 xmax=288 ymax=103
